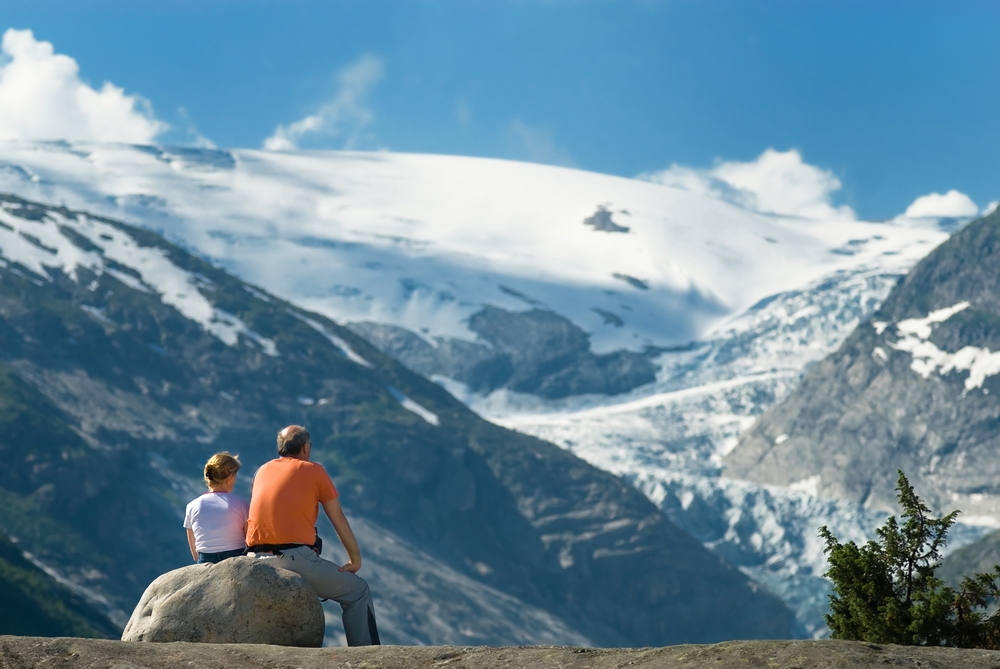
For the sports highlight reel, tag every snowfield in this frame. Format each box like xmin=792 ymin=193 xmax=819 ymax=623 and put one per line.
xmin=0 ymin=141 xmax=946 ymax=351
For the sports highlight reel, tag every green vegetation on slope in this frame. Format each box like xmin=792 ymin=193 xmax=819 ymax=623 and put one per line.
xmin=0 ymin=532 xmax=119 ymax=638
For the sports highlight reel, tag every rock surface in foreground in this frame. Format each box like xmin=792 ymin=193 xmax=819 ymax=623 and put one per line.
xmin=121 ymin=557 xmax=323 ymax=647
xmin=4 ymin=637 xmax=1000 ymax=669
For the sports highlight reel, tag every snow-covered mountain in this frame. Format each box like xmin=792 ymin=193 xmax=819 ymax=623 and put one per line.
xmin=0 ymin=141 xmax=945 ymax=352
xmin=0 ymin=139 xmax=979 ymax=637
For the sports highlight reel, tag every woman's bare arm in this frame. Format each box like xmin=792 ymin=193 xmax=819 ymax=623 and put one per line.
xmin=186 ymin=528 xmax=198 ymax=563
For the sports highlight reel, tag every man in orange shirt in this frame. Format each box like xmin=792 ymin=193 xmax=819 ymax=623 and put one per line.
xmin=247 ymin=425 xmax=380 ymax=646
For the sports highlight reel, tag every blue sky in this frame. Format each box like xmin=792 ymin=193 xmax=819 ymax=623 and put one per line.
xmin=3 ymin=0 xmax=999 ymax=219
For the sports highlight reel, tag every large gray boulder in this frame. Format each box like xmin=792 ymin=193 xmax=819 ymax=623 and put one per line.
xmin=121 ymin=556 xmax=324 ymax=646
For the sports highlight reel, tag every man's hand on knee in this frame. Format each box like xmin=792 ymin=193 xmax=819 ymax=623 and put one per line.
xmin=323 ymin=497 xmax=364 ymax=573
xmin=339 ymin=558 xmax=362 ymax=573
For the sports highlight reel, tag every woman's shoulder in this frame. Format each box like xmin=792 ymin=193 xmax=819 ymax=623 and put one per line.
xmin=220 ymin=492 xmax=250 ymax=507
xmin=185 ymin=493 xmax=208 ymax=512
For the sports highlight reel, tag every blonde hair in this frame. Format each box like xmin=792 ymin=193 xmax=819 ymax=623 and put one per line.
xmin=204 ymin=452 xmax=241 ymax=488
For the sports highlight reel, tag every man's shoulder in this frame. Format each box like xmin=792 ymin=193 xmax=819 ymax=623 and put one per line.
xmin=256 ymin=457 xmax=329 ymax=479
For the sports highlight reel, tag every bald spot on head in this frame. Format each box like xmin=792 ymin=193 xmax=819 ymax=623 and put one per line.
xmin=277 ymin=425 xmax=310 ymax=457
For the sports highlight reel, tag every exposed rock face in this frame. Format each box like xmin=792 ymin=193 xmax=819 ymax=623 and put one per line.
xmin=349 ymin=306 xmax=657 ymax=398
xmin=5 ymin=637 xmax=1000 ymax=669
xmin=939 ymin=528 xmax=1000 ymax=586
xmin=121 ymin=557 xmax=323 ymax=647
xmin=726 ymin=211 xmax=1000 ymax=519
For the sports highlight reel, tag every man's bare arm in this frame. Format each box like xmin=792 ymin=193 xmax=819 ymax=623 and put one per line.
xmin=321 ymin=497 xmax=362 ymax=573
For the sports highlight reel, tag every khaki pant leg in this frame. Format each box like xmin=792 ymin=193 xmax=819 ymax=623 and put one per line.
xmin=258 ymin=546 xmax=379 ymax=646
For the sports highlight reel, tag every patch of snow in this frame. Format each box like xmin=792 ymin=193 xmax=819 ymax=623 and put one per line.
xmin=243 ymin=284 xmax=272 ymax=302
xmin=291 ymin=311 xmax=373 ymax=368
xmin=885 ymin=302 xmax=1000 ymax=390
xmin=387 ymin=386 xmax=440 ymax=426
xmin=79 ymin=304 xmax=111 ymax=324
xmin=0 ymin=205 xmax=277 ymax=354
xmin=104 ymin=268 xmax=152 ymax=293
xmin=895 ymin=302 xmax=970 ymax=340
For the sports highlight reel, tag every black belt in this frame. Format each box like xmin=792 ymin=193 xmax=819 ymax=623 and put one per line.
xmin=248 ymin=543 xmax=306 ymax=554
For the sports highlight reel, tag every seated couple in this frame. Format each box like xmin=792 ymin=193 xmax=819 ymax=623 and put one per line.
xmin=183 ymin=425 xmax=380 ymax=646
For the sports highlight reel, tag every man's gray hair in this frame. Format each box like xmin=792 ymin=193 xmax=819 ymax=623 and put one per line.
xmin=277 ymin=425 xmax=310 ymax=456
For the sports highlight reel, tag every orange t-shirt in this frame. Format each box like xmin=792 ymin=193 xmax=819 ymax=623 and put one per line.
xmin=246 ymin=458 xmax=338 ymax=547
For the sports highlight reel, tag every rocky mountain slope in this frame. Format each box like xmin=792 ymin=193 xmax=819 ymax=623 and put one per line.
xmin=939 ymin=528 xmax=1000 ymax=586
xmin=726 ymin=208 xmax=1000 ymax=522
xmin=0 ymin=193 xmax=794 ymax=645
xmin=0 ymin=533 xmax=118 ymax=639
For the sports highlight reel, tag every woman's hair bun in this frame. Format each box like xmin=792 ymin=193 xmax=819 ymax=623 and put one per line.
xmin=204 ymin=452 xmax=241 ymax=486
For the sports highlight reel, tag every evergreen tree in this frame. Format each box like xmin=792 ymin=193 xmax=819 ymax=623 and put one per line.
xmin=820 ymin=470 xmax=1000 ymax=648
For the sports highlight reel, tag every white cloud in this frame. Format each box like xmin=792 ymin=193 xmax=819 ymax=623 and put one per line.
xmin=641 ymin=149 xmax=855 ymax=220
xmin=263 ymin=55 xmax=384 ymax=151
xmin=0 ymin=28 xmax=166 ymax=143
xmin=903 ymin=190 xmax=979 ymax=218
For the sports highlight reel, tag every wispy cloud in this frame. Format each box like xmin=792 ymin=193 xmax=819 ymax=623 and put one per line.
xmin=0 ymin=28 xmax=167 ymax=143
xmin=641 ymin=149 xmax=855 ymax=220
xmin=263 ymin=55 xmax=384 ymax=151
xmin=177 ymin=106 xmax=215 ymax=149
xmin=504 ymin=119 xmax=576 ymax=167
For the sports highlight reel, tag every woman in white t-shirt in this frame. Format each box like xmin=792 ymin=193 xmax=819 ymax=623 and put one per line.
xmin=183 ymin=452 xmax=250 ymax=564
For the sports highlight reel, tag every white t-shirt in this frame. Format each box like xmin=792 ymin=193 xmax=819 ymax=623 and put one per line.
xmin=183 ymin=492 xmax=250 ymax=553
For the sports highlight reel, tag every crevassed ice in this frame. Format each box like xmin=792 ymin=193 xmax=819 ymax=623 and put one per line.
xmin=788 ymin=474 xmax=821 ymax=497
xmin=887 ymin=302 xmax=1000 ymax=390
xmin=0 ymin=206 xmax=277 ymax=355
